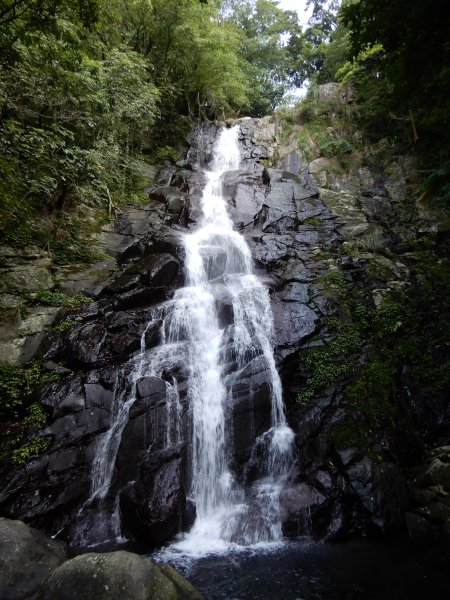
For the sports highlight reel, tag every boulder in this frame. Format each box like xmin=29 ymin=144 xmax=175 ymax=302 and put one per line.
xmin=38 ymin=551 xmax=203 ymax=600
xmin=0 ymin=518 xmax=68 ymax=600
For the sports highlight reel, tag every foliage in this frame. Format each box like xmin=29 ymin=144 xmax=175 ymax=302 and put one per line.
xmin=297 ymin=315 xmax=361 ymax=404
xmin=298 ymin=247 xmax=450 ymax=453
xmin=54 ymin=318 xmax=78 ymax=333
xmin=287 ymin=0 xmax=343 ymax=86
xmin=0 ymin=362 xmax=59 ymax=419
xmin=223 ymin=0 xmax=301 ymax=116
xmin=33 ymin=289 xmax=92 ymax=308
xmin=339 ymin=0 xmax=450 ymax=195
xmin=22 ymin=403 xmax=48 ymax=430
xmin=11 ymin=436 xmax=52 ymax=465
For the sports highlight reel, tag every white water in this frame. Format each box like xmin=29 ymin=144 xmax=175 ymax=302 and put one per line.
xmin=81 ymin=124 xmax=294 ymax=554
xmin=160 ymin=125 xmax=295 ymax=558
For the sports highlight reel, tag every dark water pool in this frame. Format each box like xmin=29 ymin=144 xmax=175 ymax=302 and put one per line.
xmin=158 ymin=537 xmax=450 ymax=600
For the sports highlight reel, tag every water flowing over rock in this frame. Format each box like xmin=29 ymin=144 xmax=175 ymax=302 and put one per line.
xmin=0 ymin=120 xmax=303 ymax=553
xmin=1 ymin=113 xmax=433 ymax=550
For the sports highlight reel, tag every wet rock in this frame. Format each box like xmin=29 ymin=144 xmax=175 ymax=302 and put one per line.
xmin=272 ymin=299 xmax=317 ymax=354
xmin=107 ymin=324 xmax=146 ymax=360
xmin=60 ymin=322 xmax=106 ymax=368
xmin=228 ymin=355 xmax=273 ymax=463
xmin=405 ymin=512 xmax=441 ymax=545
xmin=371 ymin=462 xmax=409 ymax=531
xmin=0 ymin=518 xmax=68 ymax=600
xmin=84 ymin=383 xmax=114 ymax=411
xmin=136 ymin=376 xmax=168 ymax=403
xmin=116 ymin=377 xmax=169 ymax=479
xmin=38 ymin=551 xmax=203 ymax=600
xmin=120 ymin=446 xmax=188 ymax=544
xmin=150 ymin=186 xmax=185 ymax=214
xmin=42 ymin=407 xmax=110 ymax=448
xmin=414 ymin=458 xmax=450 ymax=489
xmin=114 ymin=287 xmax=166 ymax=311
xmin=280 ymin=482 xmax=328 ymax=536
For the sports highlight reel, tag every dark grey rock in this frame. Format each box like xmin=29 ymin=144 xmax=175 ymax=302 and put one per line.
xmin=38 ymin=550 xmax=203 ymax=600
xmin=0 ymin=518 xmax=68 ymax=600
xmin=120 ymin=446 xmax=188 ymax=544
xmin=228 ymin=355 xmax=273 ymax=462
xmin=272 ymin=299 xmax=317 ymax=351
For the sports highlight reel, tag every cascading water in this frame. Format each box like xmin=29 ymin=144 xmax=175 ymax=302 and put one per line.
xmin=161 ymin=124 xmax=295 ymax=556
xmin=79 ymin=124 xmax=294 ymax=553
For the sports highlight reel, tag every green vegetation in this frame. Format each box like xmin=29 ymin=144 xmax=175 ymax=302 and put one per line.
xmin=33 ymin=289 xmax=92 ymax=308
xmin=53 ymin=318 xmax=77 ymax=333
xmin=0 ymin=362 xmax=58 ymax=465
xmin=0 ymin=0 xmax=320 ymax=261
xmin=12 ymin=436 xmax=52 ymax=465
xmin=298 ymin=250 xmax=450 ymax=452
xmin=0 ymin=362 xmax=59 ymax=419
xmin=297 ymin=316 xmax=361 ymax=404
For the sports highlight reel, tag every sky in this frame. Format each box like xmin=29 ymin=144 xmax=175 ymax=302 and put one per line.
xmin=277 ymin=0 xmax=313 ymax=27
xmin=276 ymin=1 xmax=314 ymax=100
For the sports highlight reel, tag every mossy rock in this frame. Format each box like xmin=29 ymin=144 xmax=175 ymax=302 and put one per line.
xmin=38 ymin=551 xmax=203 ymax=600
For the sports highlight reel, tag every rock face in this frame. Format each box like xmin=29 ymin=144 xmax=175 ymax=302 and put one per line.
xmin=0 ymin=109 xmax=448 ymax=549
xmin=0 ymin=518 xmax=68 ymax=600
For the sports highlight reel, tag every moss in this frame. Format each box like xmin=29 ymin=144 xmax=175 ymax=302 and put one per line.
xmin=12 ymin=436 xmax=52 ymax=465
xmin=297 ymin=316 xmax=361 ymax=405
xmin=345 ymin=360 xmax=397 ymax=422
xmin=303 ymin=215 xmax=321 ymax=225
xmin=318 ymin=268 xmax=347 ymax=298
xmin=328 ymin=421 xmax=367 ymax=450
xmin=33 ymin=289 xmax=92 ymax=308
xmin=54 ymin=318 xmax=77 ymax=333
xmin=0 ymin=362 xmax=60 ymax=419
xmin=277 ymin=90 xmax=360 ymax=170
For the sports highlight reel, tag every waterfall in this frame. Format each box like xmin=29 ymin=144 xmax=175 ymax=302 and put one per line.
xmin=80 ymin=124 xmax=294 ymax=553
xmin=163 ymin=124 xmax=295 ymax=556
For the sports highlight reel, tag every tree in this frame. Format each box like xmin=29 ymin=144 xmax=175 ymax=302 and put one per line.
xmin=223 ymin=0 xmax=300 ymax=115
xmin=287 ymin=0 xmax=342 ymax=86
xmin=341 ymin=0 xmax=450 ymax=140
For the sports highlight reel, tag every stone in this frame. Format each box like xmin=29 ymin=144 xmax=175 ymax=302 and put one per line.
xmin=414 ymin=458 xmax=450 ymax=489
xmin=59 ymin=260 xmax=117 ymax=296
xmin=280 ymin=482 xmax=328 ymax=536
xmin=66 ymin=322 xmax=107 ymax=367
xmin=228 ymin=355 xmax=273 ymax=462
xmin=38 ymin=551 xmax=203 ymax=600
xmin=120 ymin=447 xmax=188 ymax=544
xmin=3 ymin=260 xmax=53 ymax=293
xmin=405 ymin=512 xmax=441 ymax=545
xmin=282 ymin=151 xmax=306 ymax=175
xmin=136 ymin=376 xmax=168 ymax=402
xmin=279 ymin=282 xmax=309 ymax=303
xmin=320 ymin=188 xmax=370 ymax=237
xmin=18 ymin=307 xmax=59 ymax=337
xmin=272 ymin=299 xmax=317 ymax=352
xmin=0 ymin=518 xmax=68 ymax=600
xmin=316 ymin=83 xmax=341 ymax=102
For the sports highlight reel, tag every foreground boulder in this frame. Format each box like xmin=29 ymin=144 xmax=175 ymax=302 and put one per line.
xmin=0 ymin=519 xmax=203 ymax=600
xmin=0 ymin=518 xmax=68 ymax=600
xmin=38 ymin=551 xmax=203 ymax=600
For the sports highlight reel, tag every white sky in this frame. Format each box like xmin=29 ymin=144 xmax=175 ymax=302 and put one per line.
xmin=277 ymin=1 xmax=313 ymax=27
xmin=276 ymin=1 xmax=314 ymax=101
